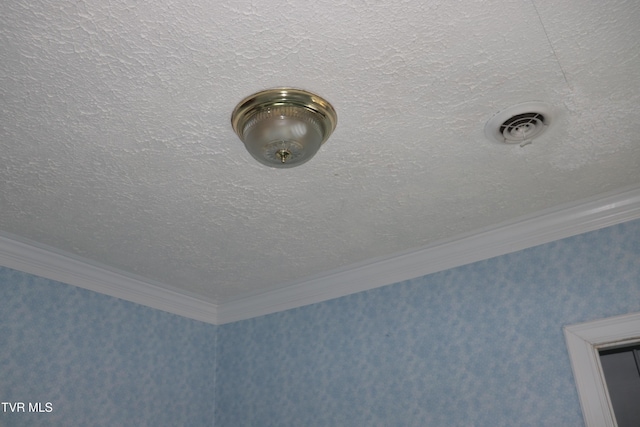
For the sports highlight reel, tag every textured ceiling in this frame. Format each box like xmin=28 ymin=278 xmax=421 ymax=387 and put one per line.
xmin=2 ymin=0 xmax=639 ymax=304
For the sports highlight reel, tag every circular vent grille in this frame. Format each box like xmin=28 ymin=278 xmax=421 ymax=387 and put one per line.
xmin=484 ymin=102 xmax=556 ymax=145
xmin=499 ymin=112 xmax=546 ymax=143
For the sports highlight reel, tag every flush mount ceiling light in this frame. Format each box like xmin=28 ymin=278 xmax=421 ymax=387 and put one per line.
xmin=485 ymin=101 xmax=557 ymax=146
xmin=231 ymin=88 xmax=338 ymax=168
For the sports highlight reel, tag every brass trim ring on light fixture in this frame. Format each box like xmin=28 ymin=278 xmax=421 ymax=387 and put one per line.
xmin=231 ymin=88 xmax=338 ymax=142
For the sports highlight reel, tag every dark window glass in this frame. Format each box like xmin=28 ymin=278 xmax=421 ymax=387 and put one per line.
xmin=599 ymin=344 xmax=640 ymax=427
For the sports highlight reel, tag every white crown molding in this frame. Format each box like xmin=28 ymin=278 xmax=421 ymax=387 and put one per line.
xmin=0 ymin=234 xmax=218 ymax=325
xmin=217 ymin=185 xmax=640 ymax=323
xmin=564 ymin=312 xmax=640 ymax=427
xmin=2 ymin=185 xmax=640 ymax=325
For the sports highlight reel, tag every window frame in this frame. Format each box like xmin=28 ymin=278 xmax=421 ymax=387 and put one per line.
xmin=564 ymin=312 xmax=640 ymax=427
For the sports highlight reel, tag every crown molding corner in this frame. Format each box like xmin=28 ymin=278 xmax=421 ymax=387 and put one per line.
xmin=3 ymin=185 xmax=640 ymax=326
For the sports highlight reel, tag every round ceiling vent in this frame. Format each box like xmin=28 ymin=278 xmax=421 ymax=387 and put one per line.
xmin=484 ymin=101 xmax=556 ymax=145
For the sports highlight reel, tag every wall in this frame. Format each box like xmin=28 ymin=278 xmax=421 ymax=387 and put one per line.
xmin=2 ymin=220 xmax=639 ymax=426
xmin=0 ymin=267 xmax=216 ymax=427
xmin=215 ymin=219 xmax=640 ymax=427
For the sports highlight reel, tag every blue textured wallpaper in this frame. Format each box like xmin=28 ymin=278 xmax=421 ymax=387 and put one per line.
xmin=0 ymin=267 xmax=216 ymax=427
xmin=215 ymin=219 xmax=640 ymax=427
xmin=2 ymin=220 xmax=639 ymax=426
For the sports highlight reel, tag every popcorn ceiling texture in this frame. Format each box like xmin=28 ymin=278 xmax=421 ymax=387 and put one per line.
xmin=1 ymin=0 xmax=640 ymax=304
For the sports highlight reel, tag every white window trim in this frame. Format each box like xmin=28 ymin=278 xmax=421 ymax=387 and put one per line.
xmin=564 ymin=312 xmax=640 ymax=427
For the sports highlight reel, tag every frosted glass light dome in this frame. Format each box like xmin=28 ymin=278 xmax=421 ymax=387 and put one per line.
xmin=231 ymin=88 xmax=337 ymax=168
